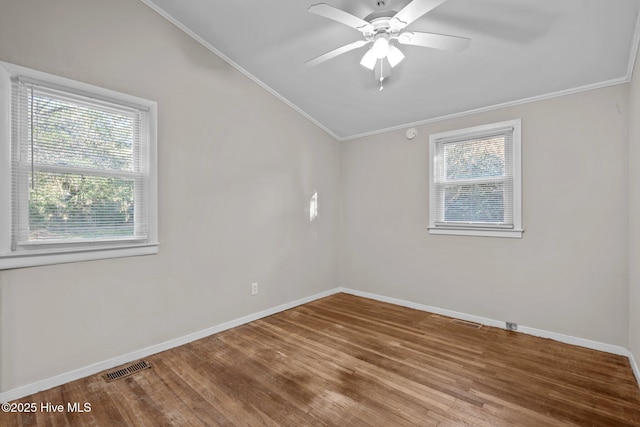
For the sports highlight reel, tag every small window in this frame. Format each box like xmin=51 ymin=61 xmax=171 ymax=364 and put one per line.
xmin=0 ymin=61 xmax=158 ymax=269
xmin=428 ymin=119 xmax=522 ymax=238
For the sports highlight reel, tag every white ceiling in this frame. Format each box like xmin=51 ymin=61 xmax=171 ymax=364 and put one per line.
xmin=142 ymin=0 xmax=640 ymax=140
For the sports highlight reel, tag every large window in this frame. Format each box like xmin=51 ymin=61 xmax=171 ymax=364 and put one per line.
xmin=0 ymin=62 xmax=158 ymax=269
xmin=428 ymin=119 xmax=522 ymax=238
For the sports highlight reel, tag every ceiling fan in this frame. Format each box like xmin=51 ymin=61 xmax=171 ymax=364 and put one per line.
xmin=306 ymin=0 xmax=471 ymax=90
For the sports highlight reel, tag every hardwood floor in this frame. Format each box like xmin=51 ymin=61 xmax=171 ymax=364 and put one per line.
xmin=3 ymin=293 xmax=640 ymax=426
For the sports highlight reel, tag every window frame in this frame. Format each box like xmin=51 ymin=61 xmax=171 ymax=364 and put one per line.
xmin=0 ymin=61 xmax=158 ymax=269
xmin=428 ymin=119 xmax=523 ymax=238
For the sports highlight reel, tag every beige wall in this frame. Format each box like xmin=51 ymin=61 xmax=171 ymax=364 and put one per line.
xmin=629 ymin=47 xmax=640 ymax=365
xmin=340 ymin=85 xmax=630 ymax=346
xmin=0 ymin=0 xmax=340 ymax=392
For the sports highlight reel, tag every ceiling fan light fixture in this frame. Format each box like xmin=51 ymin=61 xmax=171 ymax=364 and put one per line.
xmin=387 ymin=46 xmax=405 ymax=68
xmin=372 ymin=35 xmax=390 ymax=59
xmin=360 ymin=49 xmax=377 ymax=70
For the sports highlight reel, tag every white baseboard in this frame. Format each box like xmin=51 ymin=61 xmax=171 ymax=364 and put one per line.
xmin=516 ymin=325 xmax=628 ymax=356
xmin=0 ymin=287 xmax=342 ymax=403
xmin=339 ymin=288 xmax=631 ymax=357
xmin=3 ymin=286 xmax=637 ymax=402
xmin=340 ymin=287 xmax=506 ymax=329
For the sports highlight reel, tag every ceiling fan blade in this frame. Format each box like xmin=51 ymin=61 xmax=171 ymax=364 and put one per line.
xmin=397 ymin=31 xmax=471 ymax=52
xmin=392 ymin=0 xmax=448 ymax=28
xmin=309 ymin=3 xmax=374 ymax=33
xmin=306 ymin=40 xmax=370 ymax=67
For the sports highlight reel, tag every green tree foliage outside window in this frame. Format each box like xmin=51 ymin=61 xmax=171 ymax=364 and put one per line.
xmin=29 ymin=173 xmax=134 ymax=240
xmin=26 ymin=89 xmax=137 ymax=241
xmin=442 ymin=137 xmax=506 ymax=224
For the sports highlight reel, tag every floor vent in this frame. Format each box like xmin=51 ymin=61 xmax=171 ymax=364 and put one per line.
xmin=452 ymin=319 xmax=482 ymax=329
xmin=104 ymin=360 xmax=151 ymax=382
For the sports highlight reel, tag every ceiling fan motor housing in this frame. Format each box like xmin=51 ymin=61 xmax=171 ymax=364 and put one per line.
xmin=363 ymin=12 xmax=405 ymax=40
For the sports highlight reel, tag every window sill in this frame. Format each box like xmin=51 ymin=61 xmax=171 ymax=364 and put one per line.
xmin=0 ymin=243 xmax=158 ymax=270
xmin=428 ymin=227 xmax=523 ymax=238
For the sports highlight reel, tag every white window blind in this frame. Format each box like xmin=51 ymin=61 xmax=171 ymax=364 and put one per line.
xmin=429 ymin=119 xmax=522 ymax=238
xmin=11 ymin=77 xmax=150 ymax=248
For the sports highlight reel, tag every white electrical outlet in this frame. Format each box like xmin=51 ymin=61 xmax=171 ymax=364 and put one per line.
xmin=251 ymin=282 xmax=258 ymax=296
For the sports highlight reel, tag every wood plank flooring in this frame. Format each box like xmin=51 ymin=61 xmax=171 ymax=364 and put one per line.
xmin=2 ymin=293 xmax=640 ymax=426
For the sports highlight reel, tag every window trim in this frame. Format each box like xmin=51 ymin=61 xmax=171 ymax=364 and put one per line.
xmin=428 ymin=119 xmax=523 ymax=238
xmin=0 ymin=61 xmax=158 ymax=269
